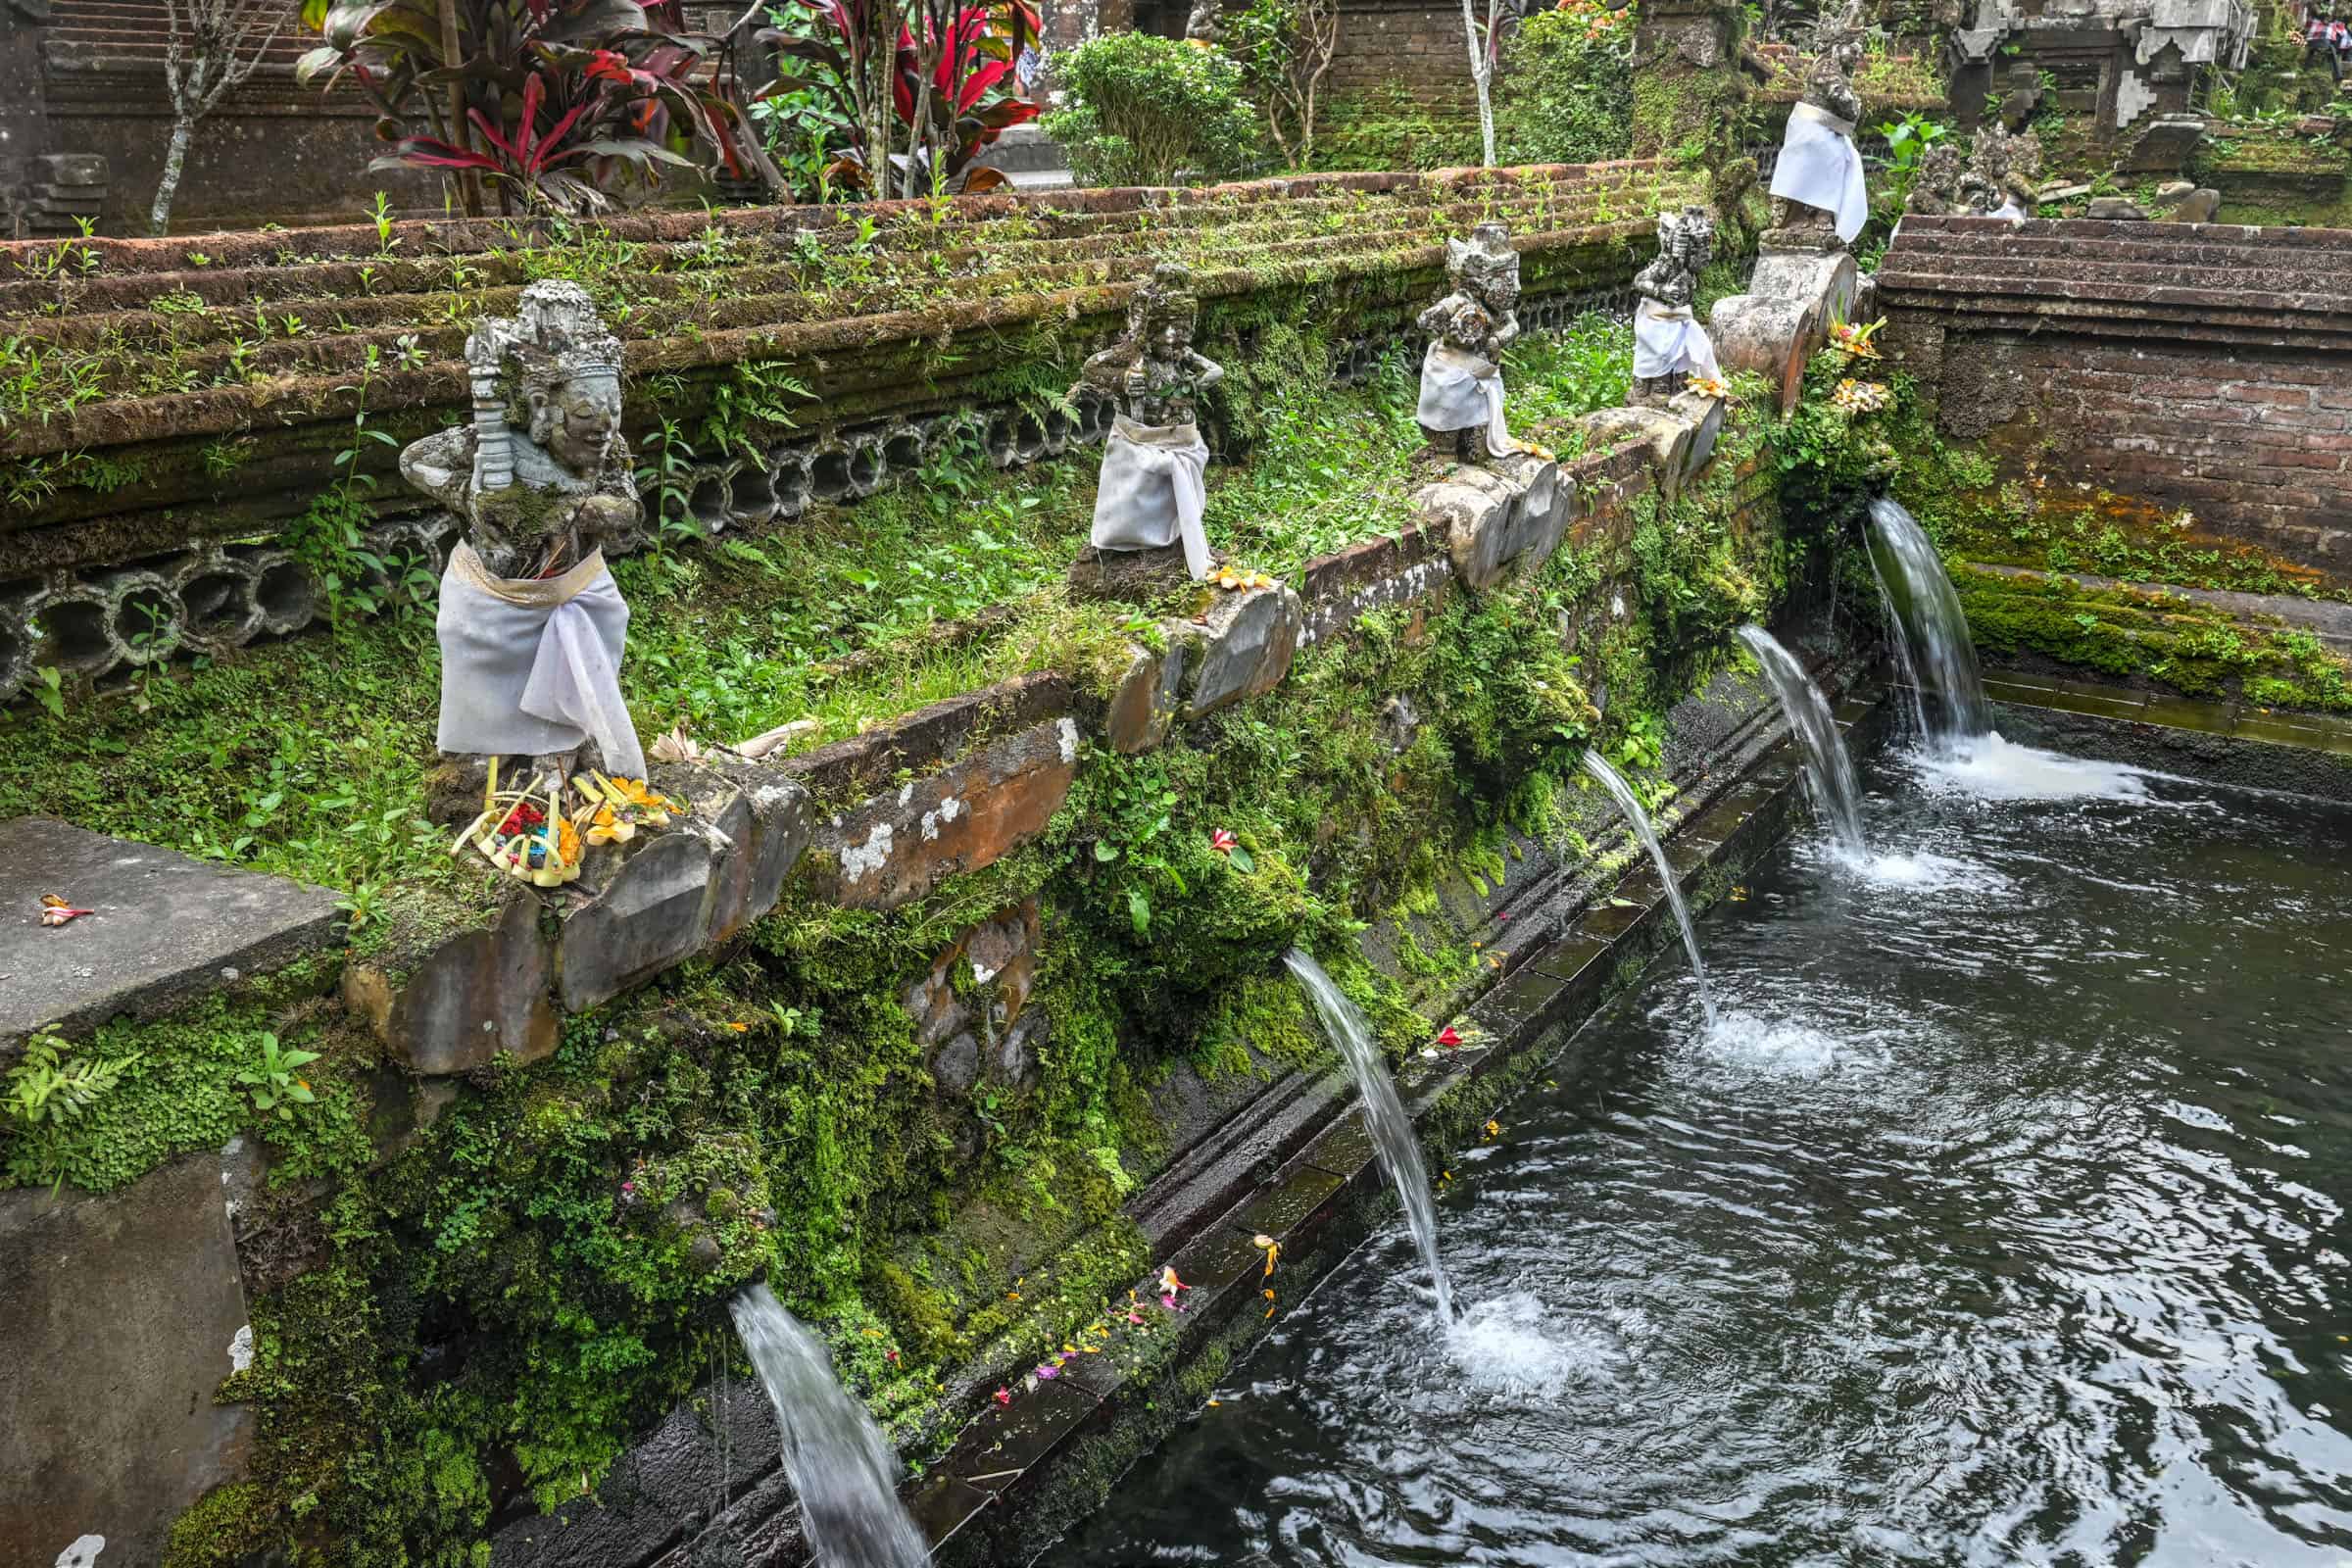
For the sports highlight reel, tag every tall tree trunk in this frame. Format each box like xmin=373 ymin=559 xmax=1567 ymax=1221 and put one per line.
xmin=1458 ymin=0 xmax=1495 ymax=166
xmin=436 ymin=0 xmax=483 ymax=216
xmin=150 ymin=114 xmax=196 ymax=234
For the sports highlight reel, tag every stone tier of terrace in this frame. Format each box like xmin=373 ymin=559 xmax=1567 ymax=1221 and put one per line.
xmin=0 ymin=164 xmax=1693 ymax=542
xmin=0 ymin=164 xmax=1699 ymax=704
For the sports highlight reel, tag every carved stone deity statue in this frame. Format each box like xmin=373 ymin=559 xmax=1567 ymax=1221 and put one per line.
xmin=1415 ymin=221 xmax=1524 ymax=465
xmin=1074 ymin=262 xmax=1225 ymax=582
xmin=400 ymin=279 xmax=648 ymax=793
xmin=1902 ymin=141 xmax=1968 ymax=217
xmin=1765 ymin=0 xmax=1870 ymax=247
xmin=1631 ymin=205 xmax=1723 ymax=406
xmin=1963 ymin=121 xmax=2040 ymax=218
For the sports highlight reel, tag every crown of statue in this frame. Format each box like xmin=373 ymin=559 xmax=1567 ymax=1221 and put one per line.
xmin=1809 ymin=0 xmax=1867 ymax=52
xmin=1446 ymin=222 xmax=1518 ymax=287
xmin=1134 ymin=261 xmax=1200 ymax=331
xmin=468 ymin=279 xmax=625 ymax=391
xmin=1664 ymin=203 xmax=1715 ymax=251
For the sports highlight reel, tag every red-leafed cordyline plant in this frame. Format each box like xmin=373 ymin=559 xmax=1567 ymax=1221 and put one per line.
xmin=298 ymin=0 xmax=782 ymax=216
xmin=760 ymin=0 xmax=1038 ymax=199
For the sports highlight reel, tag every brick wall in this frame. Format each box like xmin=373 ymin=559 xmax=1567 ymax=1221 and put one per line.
xmin=1878 ymin=216 xmax=2352 ymax=573
xmin=1326 ymin=0 xmax=1477 ymax=105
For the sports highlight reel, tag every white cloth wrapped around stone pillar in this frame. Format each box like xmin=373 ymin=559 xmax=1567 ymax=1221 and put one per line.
xmin=436 ymin=540 xmax=646 ymax=780
xmin=1768 ymin=100 xmax=1870 ymax=243
xmin=1633 ymin=299 xmax=1723 ymax=383
xmin=1417 ymin=341 xmax=1514 ymax=458
xmin=1093 ymin=415 xmax=1212 ymax=579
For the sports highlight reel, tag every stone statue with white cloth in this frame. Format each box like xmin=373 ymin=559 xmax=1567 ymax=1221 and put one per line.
xmin=398 ymin=280 xmax=648 ymax=793
xmin=1630 ymin=206 xmax=1721 ymax=406
xmin=1766 ymin=0 xmax=1870 ymax=248
xmin=1415 ymin=221 xmax=1524 ymax=465
xmin=1073 ymin=262 xmax=1224 ymax=585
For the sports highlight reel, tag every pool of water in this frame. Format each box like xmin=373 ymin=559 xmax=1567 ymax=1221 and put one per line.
xmin=1050 ymin=744 xmax=2352 ymax=1567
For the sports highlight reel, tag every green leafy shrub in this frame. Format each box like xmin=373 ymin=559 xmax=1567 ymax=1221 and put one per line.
xmin=1043 ymin=34 xmax=1262 ymax=187
xmin=1495 ymin=2 xmax=1636 ymax=166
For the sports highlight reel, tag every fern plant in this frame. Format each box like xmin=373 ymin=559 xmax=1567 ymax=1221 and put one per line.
xmin=4 ymin=1032 xmax=140 ymax=1193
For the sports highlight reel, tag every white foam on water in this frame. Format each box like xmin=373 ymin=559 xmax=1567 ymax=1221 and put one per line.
xmin=1909 ymin=732 xmax=2150 ymax=803
xmin=1828 ymin=843 xmax=2007 ymax=895
xmin=1699 ymin=1010 xmax=1865 ymax=1079
xmin=1446 ymin=1292 xmax=1624 ymax=1394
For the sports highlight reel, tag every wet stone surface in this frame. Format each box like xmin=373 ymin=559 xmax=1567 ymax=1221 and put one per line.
xmin=1 ymin=815 xmax=344 ymax=1052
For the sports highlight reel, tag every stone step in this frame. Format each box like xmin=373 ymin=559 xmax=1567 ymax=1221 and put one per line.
xmin=0 ymin=815 xmax=345 ymax=1054
xmin=1882 ymin=253 xmax=2351 ymax=296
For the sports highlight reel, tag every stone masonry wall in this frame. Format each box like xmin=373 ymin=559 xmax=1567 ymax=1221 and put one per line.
xmin=1878 ymin=216 xmax=2352 ymax=575
xmin=1325 ymin=0 xmax=1477 ymax=105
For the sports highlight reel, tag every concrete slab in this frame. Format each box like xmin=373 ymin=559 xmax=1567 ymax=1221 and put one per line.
xmin=0 ymin=816 xmax=344 ymax=1052
xmin=0 ymin=1149 xmax=253 ymax=1568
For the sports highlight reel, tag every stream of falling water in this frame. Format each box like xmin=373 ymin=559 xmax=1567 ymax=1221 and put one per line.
xmin=729 ymin=1284 xmax=927 ymax=1568
xmin=1286 ymin=949 xmax=1455 ymax=1326
xmin=1581 ymin=750 xmax=1716 ymax=1034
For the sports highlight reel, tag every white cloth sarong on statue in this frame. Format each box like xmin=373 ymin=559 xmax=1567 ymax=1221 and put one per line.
xmin=1417 ymin=341 xmax=1514 ymax=458
xmin=1633 ymin=299 xmax=1722 ymax=383
xmin=1990 ymin=199 xmax=2026 ymax=220
xmin=1768 ymin=100 xmax=1870 ymax=243
xmin=436 ymin=539 xmax=646 ymax=780
xmin=1093 ymin=415 xmax=1212 ymax=579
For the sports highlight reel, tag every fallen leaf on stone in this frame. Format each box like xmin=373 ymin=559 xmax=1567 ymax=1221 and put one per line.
xmin=650 ymin=723 xmax=702 ymax=764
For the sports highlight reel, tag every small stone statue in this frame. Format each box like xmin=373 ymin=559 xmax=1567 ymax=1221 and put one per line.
xmin=1415 ymin=221 xmax=1523 ymax=465
xmin=1766 ymin=0 xmax=1869 ymax=247
xmin=1903 ymin=141 xmax=1968 ymax=217
xmin=1074 ymin=262 xmax=1223 ymax=581
xmin=1631 ymin=205 xmax=1723 ymax=406
xmin=400 ymin=279 xmax=648 ymax=795
xmin=1963 ymin=121 xmax=2040 ymax=218
xmin=1183 ymin=0 xmax=1220 ymax=43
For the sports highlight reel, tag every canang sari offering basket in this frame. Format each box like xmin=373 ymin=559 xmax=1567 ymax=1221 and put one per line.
xmin=450 ymin=762 xmax=680 ymax=887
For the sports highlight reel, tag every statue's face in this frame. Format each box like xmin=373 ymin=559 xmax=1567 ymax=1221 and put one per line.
xmin=1149 ymin=318 xmax=1191 ymax=360
xmin=532 ymin=371 xmax=621 ymax=474
xmin=1834 ymin=38 xmax=1863 ymax=72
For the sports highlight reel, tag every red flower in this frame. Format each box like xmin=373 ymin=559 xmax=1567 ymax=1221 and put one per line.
xmin=1436 ymin=1025 xmax=1463 ymax=1049
xmin=1210 ymin=829 xmax=1238 ymax=856
xmin=993 ymin=1387 xmax=1011 ymax=1405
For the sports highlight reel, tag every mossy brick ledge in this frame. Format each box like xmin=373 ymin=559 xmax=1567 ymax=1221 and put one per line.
xmin=343 ymin=398 xmax=1731 ymax=1073
xmin=1878 ymin=217 xmax=2352 ymax=581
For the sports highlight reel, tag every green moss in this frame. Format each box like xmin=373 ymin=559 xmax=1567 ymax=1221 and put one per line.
xmin=2 ymin=989 xmax=373 ymax=1195
xmin=162 ymin=1483 xmax=273 ymax=1568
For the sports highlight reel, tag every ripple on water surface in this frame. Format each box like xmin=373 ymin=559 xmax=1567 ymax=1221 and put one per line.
xmin=1050 ymin=753 xmax=2352 ymax=1568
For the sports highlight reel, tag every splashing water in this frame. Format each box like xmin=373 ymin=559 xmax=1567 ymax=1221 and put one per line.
xmin=1867 ymin=496 xmax=1991 ymax=752
xmin=1582 ymin=750 xmax=1717 ymax=1033
xmin=1736 ymin=624 xmax=1866 ymax=858
xmin=728 ymin=1284 xmax=928 ymax=1568
xmin=1286 ymin=950 xmax=1454 ymax=1325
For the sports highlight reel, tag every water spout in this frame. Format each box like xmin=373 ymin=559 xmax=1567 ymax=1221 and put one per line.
xmin=1581 ymin=750 xmax=1718 ymax=1034
xmin=728 ymin=1284 xmax=928 ymax=1568
xmin=1736 ymin=625 xmax=1867 ymax=859
xmin=1866 ymin=497 xmax=1989 ymax=752
xmin=1285 ymin=949 xmax=1454 ymax=1325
